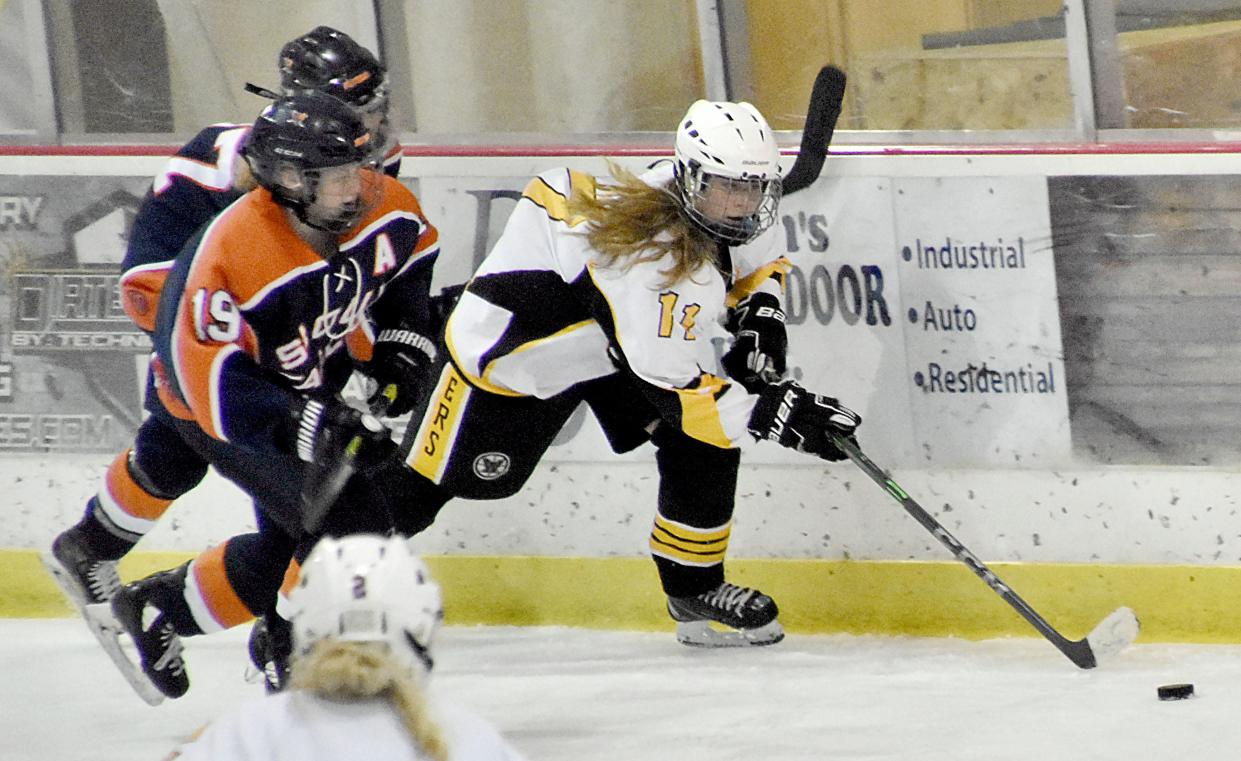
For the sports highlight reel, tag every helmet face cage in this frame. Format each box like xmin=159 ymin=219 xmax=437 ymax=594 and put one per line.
xmin=294 ymin=160 xmax=384 ymax=234
xmin=676 ymin=161 xmax=782 ymax=246
xmin=289 ymin=535 xmax=444 ymax=678
xmin=672 ymin=100 xmax=783 ymax=246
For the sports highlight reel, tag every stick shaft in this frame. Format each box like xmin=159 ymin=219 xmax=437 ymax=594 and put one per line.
xmin=301 ymin=394 xmax=394 ymax=534
xmin=833 ymin=434 xmax=1097 ymax=668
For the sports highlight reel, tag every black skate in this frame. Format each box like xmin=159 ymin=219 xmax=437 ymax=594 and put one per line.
xmin=108 ymin=566 xmax=191 ymax=700
xmin=667 ymin=581 xmax=785 ymax=647
xmin=42 ymin=529 xmax=169 ymax=704
xmin=41 ymin=528 xmax=122 ymax=608
xmin=247 ymin=614 xmax=292 ymax=693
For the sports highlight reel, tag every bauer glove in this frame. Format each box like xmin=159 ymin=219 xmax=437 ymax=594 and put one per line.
xmin=365 ymin=327 xmax=437 ymax=417
xmin=747 ymin=379 xmax=861 ymax=462
xmin=722 ymin=292 xmax=788 ymax=392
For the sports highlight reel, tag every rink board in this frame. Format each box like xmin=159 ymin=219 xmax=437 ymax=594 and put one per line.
xmin=2 ymin=549 xmax=1238 ymax=643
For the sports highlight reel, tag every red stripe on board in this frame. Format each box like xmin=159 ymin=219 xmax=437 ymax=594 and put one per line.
xmin=3 ymin=142 xmax=1241 ymax=158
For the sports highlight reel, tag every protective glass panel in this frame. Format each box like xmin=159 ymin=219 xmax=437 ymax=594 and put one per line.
xmin=46 ymin=0 xmax=379 ymax=134
xmin=1109 ymin=1 xmax=1241 ymax=129
xmin=743 ymin=0 xmax=1075 ymax=132
xmin=0 ymin=0 xmax=50 ymax=136
xmin=399 ymin=0 xmax=703 ymax=134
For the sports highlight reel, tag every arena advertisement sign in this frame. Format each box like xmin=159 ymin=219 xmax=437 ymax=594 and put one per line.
xmin=731 ymin=174 xmax=1069 ymax=467
xmin=891 ymin=176 xmax=1069 ymax=467
xmin=0 ymin=176 xmax=151 ymax=453
xmin=0 ymin=166 xmax=1067 ymax=466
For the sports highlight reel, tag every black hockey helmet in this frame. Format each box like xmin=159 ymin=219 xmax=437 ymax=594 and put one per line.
xmin=242 ymin=93 xmax=383 ymax=234
xmin=279 ymin=26 xmax=388 ymax=116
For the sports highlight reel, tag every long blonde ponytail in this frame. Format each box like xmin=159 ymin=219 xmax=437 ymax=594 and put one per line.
xmin=567 ymin=160 xmax=719 ymax=288
xmin=292 ymin=640 xmax=448 ymax=761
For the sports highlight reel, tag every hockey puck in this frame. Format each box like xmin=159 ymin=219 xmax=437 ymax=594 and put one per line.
xmin=1157 ymin=683 xmax=1194 ymax=701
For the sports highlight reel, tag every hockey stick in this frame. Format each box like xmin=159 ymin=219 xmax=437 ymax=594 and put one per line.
xmin=831 ymin=433 xmax=1140 ymax=669
xmin=300 ymin=390 xmax=395 ymax=534
xmin=781 ymin=65 xmax=846 ymax=196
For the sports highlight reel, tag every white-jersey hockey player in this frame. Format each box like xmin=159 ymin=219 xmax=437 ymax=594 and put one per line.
xmin=165 ymin=534 xmax=527 ymax=761
xmin=381 ymin=99 xmax=863 ymax=646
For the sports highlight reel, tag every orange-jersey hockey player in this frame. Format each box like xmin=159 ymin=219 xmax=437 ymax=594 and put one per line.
xmin=100 ymin=92 xmax=438 ymax=702
xmin=45 ymin=27 xmax=405 ymax=678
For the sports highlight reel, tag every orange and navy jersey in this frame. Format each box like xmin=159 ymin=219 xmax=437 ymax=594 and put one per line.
xmin=444 ymin=164 xmax=788 ymax=450
xmin=153 ymin=174 xmax=437 ymax=454
xmin=120 ymin=122 xmax=405 ymax=333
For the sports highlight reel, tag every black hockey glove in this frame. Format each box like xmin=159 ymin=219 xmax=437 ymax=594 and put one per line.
xmin=747 ymin=380 xmax=861 ymax=462
xmin=293 ymin=397 xmax=395 ymax=474
xmin=366 ymin=327 xmax=437 ymax=417
xmin=293 ymin=397 xmax=395 ymax=533
xmin=722 ymin=292 xmax=788 ymax=392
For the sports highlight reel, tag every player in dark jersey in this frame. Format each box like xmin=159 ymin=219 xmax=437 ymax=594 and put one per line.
xmin=44 ymin=26 xmax=399 ymax=617
xmin=44 ymin=27 xmax=412 ymax=697
xmin=98 ymin=93 xmax=439 ymax=701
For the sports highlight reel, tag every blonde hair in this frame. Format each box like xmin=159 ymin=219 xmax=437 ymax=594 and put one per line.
xmin=233 ymin=159 xmax=257 ymax=193
xmin=566 ymin=160 xmax=718 ymax=287
xmin=291 ymin=639 xmax=448 ymax=761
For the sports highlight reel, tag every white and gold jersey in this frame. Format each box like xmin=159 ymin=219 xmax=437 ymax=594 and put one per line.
xmin=445 ymin=163 xmax=789 ymax=449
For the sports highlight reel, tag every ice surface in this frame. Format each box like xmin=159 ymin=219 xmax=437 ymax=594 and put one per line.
xmin=3 ymin=618 xmax=1240 ymax=760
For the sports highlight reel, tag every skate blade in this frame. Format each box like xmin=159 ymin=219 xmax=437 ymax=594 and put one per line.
xmin=675 ymin=619 xmax=785 ymax=648
xmin=82 ymin=603 xmax=165 ymax=706
xmin=39 ymin=551 xmax=90 ymax=610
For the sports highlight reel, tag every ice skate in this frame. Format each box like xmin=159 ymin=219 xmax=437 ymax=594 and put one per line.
xmin=667 ymin=581 xmax=785 ymax=647
xmin=247 ymin=614 xmax=292 ymax=693
xmin=41 ymin=528 xmax=122 ymax=609
xmin=81 ymin=601 xmax=166 ymax=706
xmin=108 ymin=565 xmax=191 ymax=700
xmin=40 ymin=529 xmax=167 ymax=703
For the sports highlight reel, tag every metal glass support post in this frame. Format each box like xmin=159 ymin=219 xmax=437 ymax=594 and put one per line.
xmin=693 ymin=0 xmax=730 ymax=101
xmin=1082 ymin=0 xmax=1126 ymax=129
xmin=1063 ymin=0 xmax=1099 ymax=141
xmin=23 ymin=0 xmax=61 ymax=141
xmin=372 ymin=0 xmax=418 ymax=132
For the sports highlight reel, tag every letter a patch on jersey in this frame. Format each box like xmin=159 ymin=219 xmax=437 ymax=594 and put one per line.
xmin=373 ymin=232 xmax=397 ymax=275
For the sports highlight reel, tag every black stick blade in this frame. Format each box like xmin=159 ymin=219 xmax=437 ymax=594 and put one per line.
xmin=782 ymin=65 xmax=847 ymax=195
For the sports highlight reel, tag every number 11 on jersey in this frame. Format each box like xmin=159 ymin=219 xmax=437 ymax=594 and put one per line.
xmin=657 ymin=291 xmax=700 ymax=340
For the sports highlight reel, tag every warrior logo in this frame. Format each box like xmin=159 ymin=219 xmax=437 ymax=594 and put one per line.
xmin=473 ymin=452 xmax=510 ymax=481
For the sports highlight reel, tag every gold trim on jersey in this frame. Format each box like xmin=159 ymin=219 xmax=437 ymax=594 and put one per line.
xmin=522 ymin=170 xmax=595 ymax=226
xmin=675 ymin=373 xmax=733 ymax=449
xmin=726 ymin=256 xmax=792 ymax=308
xmin=408 ymin=364 xmax=473 ymax=483
xmin=585 ymin=261 xmax=736 ymax=449
xmin=443 ymin=311 xmax=526 ymax=398
xmin=444 ymin=309 xmax=600 ymax=398
xmin=480 ymin=318 xmax=598 ymax=387
xmin=649 ymin=515 xmax=731 ymax=567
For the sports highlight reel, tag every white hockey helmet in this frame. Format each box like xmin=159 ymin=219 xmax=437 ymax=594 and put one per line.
xmin=289 ymin=534 xmax=443 ymax=677
xmin=673 ymin=99 xmax=783 ymax=246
